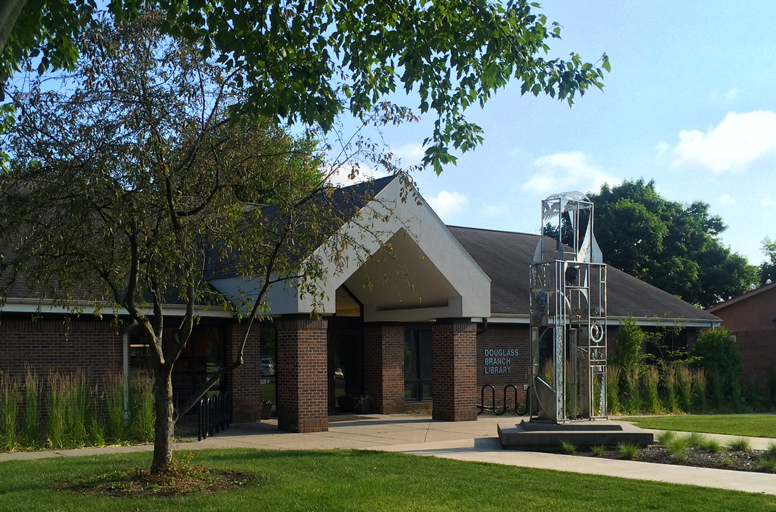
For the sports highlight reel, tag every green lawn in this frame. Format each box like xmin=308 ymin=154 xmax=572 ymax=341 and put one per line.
xmin=0 ymin=449 xmax=773 ymax=511
xmin=623 ymin=414 xmax=776 ymax=438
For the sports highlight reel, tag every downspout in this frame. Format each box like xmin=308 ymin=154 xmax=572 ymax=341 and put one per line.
xmin=476 ymin=318 xmax=488 ymax=335
xmin=122 ymin=320 xmax=138 ymax=421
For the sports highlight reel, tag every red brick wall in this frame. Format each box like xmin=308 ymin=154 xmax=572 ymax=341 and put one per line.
xmin=363 ymin=323 xmax=404 ymax=414
xmin=476 ymin=324 xmax=529 ymax=408
xmin=276 ymin=316 xmax=328 ymax=433
xmin=736 ymin=330 xmax=776 ymax=386
xmin=0 ymin=316 xmax=122 ymax=419
xmin=226 ymin=322 xmax=262 ymax=422
xmin=432 ymin=320 xmax=476 ymax=421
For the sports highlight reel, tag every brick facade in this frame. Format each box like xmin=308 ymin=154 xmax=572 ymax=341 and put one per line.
xmin=276 ymin=316 xmax=328 ymax=433
xmin=0 ymin=316 xmax=122 ymax=419
xmin=226 ymin=322 xmax=262 ymax=422
xmin=363 ymin=323 xmax=404 ymax=414
xmin=476 ymin=324 xmax=529 ymax=408
xmin=431 ymin=320 xmax=477 ymax=421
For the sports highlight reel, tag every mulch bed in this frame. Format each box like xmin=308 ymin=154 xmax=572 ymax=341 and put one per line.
xmin=61 ymin=465 xmax=256 ymax=498
xmin=575 ymin=445 xmax=775 ymax=473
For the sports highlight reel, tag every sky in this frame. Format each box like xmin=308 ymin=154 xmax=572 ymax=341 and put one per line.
xmin=327 ymin=1 xmax=776 ymax=265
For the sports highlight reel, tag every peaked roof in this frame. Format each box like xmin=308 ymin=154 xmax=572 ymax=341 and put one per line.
xmin=447 ymin=226 xmax=719 ymax=323
xmin=707 ymin=281 xmax=776 ymax=313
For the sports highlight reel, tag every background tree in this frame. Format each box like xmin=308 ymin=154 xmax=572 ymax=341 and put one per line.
xmin=2 ymin=1 xmax=609 ymax=169
xmin=589 ymin=179 xmax=757 ymax=308
xmin=760 ymin=236 xmax=776 ymax=286
xmin=0 ymin=13 xmax=393 ymax=473
xmin=691 ymin=329 xmax=743 ymax=395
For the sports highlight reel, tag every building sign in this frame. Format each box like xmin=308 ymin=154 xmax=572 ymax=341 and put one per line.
xmin=483 ymin=348 xmax=517 ymax=374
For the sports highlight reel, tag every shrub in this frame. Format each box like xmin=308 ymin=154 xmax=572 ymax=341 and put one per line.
xmin=746 ymin=378 xmax=762 ymax=410
xmin=664 ymin=435 xmax=687 ymax=457
xmin=613 ymin=317 xmax=646 ymax=371
xmin=730 ymin=380 xmax=743 ymax=413
xmin=23 ymin=369 xmax=40 ymax=447
xmin=663 ymin=364 xmax=679 ymax=413
xmin=676 ymin=365 xmax=693 ymax=412
xmin=591 ymin=444 xmax=605 ymax=457
xmin=643 ymin=366 xmax=660 ymax=414
xmin=702 ymin=438 xmax=724 ymax=453
xmin=710 ymin=372 xmax=724 ymax=411
xmin=0 ymin=375 xmax=20 ymax=451
xmin=766 ymin=441 xmax=776 ymax=458
xmin=691 ymin=329 xmax=742 ymax=395
xmin=656 ymin=430 xmax=676 ymax=445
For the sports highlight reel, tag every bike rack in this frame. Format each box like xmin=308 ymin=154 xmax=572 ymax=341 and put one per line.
xmin=198 ymin=392 xmax=230 ymax=441
xmin=479 ymin=384 xmax=525 ymax=415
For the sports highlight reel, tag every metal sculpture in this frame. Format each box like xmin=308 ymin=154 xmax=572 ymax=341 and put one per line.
xmin=529 ymin=192 xmax=608 ymax=423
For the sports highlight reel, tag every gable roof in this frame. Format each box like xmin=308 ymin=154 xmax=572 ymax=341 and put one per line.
xmin=447 ymin=226 xmax=719 ymax=325
xmin=707 ymin=281 xmax=776 ymax=313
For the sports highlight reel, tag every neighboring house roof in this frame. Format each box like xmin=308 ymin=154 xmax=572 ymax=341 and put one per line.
xmin=448 ymin=226 xmax=720 ymax=326
xmin=707 ymin=281 xmax=776 ymax=313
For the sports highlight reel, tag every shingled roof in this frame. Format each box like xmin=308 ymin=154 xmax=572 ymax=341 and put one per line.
xmin=447 ymin=226 xmax=719 ymax=324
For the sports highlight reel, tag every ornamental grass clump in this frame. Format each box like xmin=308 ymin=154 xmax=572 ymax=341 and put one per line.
xmin=727 ymin=437 xmax=752 ymax=453
xmin=104 ymin=373 xmax=125 ymax=442
xmin=23 ymin=369 xmax=40 ymax=447
xmin=129 ymin=370 xmax=154 ymax=442
xmin=766 ymin=441 xmax=776 ymax=458
xmin=643 ymin=366 xmax=660 ymax=414
xmin=625 ymin=366 xmax=641 ymax=414
xmin=607 ymin=365 xmax=621 ymax=415
xmin=702 ymin=438 xmax=724 ymax=453
xmin=685 ymin=432 xmax=707 ymax=449
xmin=618 ymin=443 xmax=639 ymax=460
xmin=0 ymin=375 xmax=20 ymax=451
xmin=663 ymin=364 xmax=679 ymax=413
xmin=591 ymin=444 xmax=605 ymax=457
xmin=63 ymin=371 xmax=89 ymax=447
xmin=47 ymin=373 xmax=66 ymax=449
xmin=692 ymin=369 xmax=707 ymax=413
xmin=560 ymin=440 xmax=577 ymax=455
xmin=676 ymin=364 xmax=693 ymax=412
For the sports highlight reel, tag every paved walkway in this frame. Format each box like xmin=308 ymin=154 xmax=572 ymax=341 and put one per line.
xmin=1 ymin=414 xmax=775 ymax=496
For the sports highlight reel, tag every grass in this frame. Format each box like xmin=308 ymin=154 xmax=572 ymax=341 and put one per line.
xmin=560 ymin=440 xmax=577 ymax=455
xmin=591 ymin=445 xmax=605 ymax=457
xmin=618 ymin=443 xmax=639 ymax=460
xmin=622 ymin=414 xmax=776 ymax=438
xmin=0 ymin=449 xmax=773 ymax=511
xmin=727 ymin=437 xmax=752 ymax=453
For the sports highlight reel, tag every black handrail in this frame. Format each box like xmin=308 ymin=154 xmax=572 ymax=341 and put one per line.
xmin=198 ymin=392 xmax=230 ymax=441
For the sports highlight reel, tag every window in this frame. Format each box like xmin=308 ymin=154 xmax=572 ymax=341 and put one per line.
xmin=404 ymin=329 xmax=432 ymax=402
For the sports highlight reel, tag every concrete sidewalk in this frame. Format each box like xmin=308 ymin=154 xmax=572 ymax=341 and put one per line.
xmin=1 ymin=414 xmax=775 ymax=496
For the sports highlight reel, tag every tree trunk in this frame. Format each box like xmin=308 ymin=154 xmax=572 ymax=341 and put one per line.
xmin=151 ymin=366 xmax=175 ymax=474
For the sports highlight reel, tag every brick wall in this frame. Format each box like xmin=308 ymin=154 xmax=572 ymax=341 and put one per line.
xmin=431 ymin=320 xmax=476 ymax=421
xmin=0 ymin=316 xmax=122 ymax=421
xmin=276 ymin=316 xmax=328 ymax=433
xmin=476 ymin=324 xmax=529 ymax=408
xmin=363 ymin=323 xmax=404 ymax=414
xmin=226 ymin=322 xmax=262 ymax=422
xmin=736 ymin=330 xmax=776 ymax=386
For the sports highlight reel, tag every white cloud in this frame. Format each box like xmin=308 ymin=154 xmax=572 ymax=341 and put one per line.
xmin=324 ymin=163 xmax=390 ymax=187
xmin=719 ymin=194 xmax=735 ymax=206
xmin=392 ymin=142 xmax=425 ymax=166
xmin=426 ymin=190 xmax=469 ymax=219
xmin=521 ymin=151 xmax=617 ymax=196
xmin=672 ymin=111 xmax=776 ymax=173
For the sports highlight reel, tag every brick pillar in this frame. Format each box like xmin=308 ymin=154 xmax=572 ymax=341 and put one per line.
xmin=276 ymin=316 xmax=328 ymax=433
xmin=363 ymin=323 xmax=405 ymax=414
xmin=432 ymin=319 xmax=477 ymax=421
xmin=226 ymin=323 xmax=262 ymax=422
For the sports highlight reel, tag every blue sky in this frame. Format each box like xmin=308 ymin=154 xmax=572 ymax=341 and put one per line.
xmin=329 ymin=1 xmax=776 ymax=265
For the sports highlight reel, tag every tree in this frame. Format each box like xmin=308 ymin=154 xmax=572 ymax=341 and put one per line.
xmin=2 ymin=1 xmax=609 ymax=170
xmin=0 ymin=13 xmax=390 ymax=473
xmin=760 ymin=236 xmax=776 ymax=286
xmin=589 ymin=180 xmax=757 ymax=308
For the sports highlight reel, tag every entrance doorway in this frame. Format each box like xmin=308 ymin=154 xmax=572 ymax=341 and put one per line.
xmin=328 ymin=318 xmax=364 ymax=413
